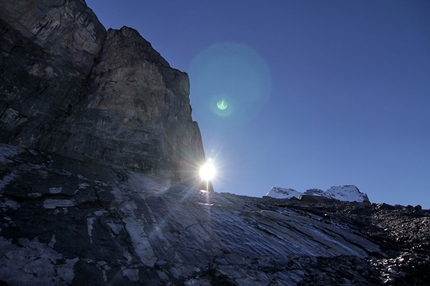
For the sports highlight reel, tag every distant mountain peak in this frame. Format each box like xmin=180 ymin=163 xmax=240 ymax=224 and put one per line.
xmin=266 ymin=185 xmax=370 ymax=203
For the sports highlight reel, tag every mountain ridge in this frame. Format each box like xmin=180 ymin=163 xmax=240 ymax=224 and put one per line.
xmin=266 ymin=185 xmax=370 ymax=203
xmin=0 ymin=1 xmax=429 ymax=285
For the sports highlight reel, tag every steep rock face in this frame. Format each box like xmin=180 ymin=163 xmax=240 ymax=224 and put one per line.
xmin=0 ymin=0 xmax=104 ymax=73
xmin=40 ymin=26 xmax=205 ymax=181
xmin=0 ymin=0 xmax=204 ymax=183
xmin=0 ymin=0 xmax=106 ymax=146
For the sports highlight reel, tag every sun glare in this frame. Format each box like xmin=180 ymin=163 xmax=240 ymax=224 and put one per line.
xmin=199 ymin=161 xmax=216 ymax=181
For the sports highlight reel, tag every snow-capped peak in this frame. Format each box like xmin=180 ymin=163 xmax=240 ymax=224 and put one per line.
xmin=324 ymin=185 xmax=369 ymax=202
xmin=265 ymin=185 xmax=369 ymax=203
xmin=266 ymin=187 xmax=301 ymax=199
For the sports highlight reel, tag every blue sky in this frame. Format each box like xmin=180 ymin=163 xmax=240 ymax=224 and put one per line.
xmin=86 ymin=0 xmax=430 ymax=208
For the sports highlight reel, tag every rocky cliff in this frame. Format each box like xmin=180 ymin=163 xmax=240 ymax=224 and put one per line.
xmin=0 ymin=0 xmax=205 ymax=184
xmin=1 ymin=1 xmax=430 ymax=286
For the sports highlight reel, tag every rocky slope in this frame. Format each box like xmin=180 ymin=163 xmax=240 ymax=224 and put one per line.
xmin=1 ymin=1 xmax=429 ymax=285
xmin=1 ymin=143 xmax=429 ymax=285
xmin=0 ymin=0 xmax=204 ymax=184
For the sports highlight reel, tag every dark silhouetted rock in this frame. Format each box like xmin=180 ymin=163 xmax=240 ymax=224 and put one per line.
xmin=0 ymin=0 xmax=204 ymax=185
xmin=1 ymin=1 xmax=429 ymax=285
xmin=1 ymin=143 xmax=430 ymax=285
xmin=298 ymin=194 xmax=337 ymax=202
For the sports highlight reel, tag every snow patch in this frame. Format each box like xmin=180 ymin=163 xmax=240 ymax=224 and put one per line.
xmin=325 ymin=185 xmax=369 ymax=202
xmin=266 ymin=187 xmax=301 ymax=199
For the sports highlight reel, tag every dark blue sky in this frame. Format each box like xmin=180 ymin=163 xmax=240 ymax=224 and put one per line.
xmin=87 ymin=0 xmax=430 ymax=207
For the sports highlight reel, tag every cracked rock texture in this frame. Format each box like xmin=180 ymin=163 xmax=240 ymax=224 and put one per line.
xmin=1 ymin=1 xmax=430 ymax=285
xmin=1 ymin=143 xmax=430 ymax=285
xmin=0 ymin=0 xmax=204 ymax=183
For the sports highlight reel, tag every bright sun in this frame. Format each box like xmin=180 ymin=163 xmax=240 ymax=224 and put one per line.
xmin=199 ymin=161 xmax=216 ymax=181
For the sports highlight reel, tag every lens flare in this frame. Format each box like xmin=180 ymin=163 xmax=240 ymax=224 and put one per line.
xmin=199 ymin=161 xmax=216 ymax=181
xmin=217 ymin=99 xmax=228 ymax=110
xmin=190 ymin=42 xmax=272 ymax=129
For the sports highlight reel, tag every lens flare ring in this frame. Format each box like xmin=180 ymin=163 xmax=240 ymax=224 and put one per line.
xmin=217 ymin=99 xmax=228 ymax=110
xmin=190 ymin=42 xmax=272 ymax=128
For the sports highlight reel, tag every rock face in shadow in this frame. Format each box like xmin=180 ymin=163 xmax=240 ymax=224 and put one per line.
xmin=1 ymin=143 xmax=429 ymax=285
xmin=0 ymin=0 xmax=204 ymax=184
xmin=2 ymin=2 xmax=430 ymax=286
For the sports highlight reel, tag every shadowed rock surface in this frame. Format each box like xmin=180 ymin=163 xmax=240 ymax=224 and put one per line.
xmin=0 ymin=0 xmax=204 ymax=184
xmin=1 ymin=143 xmax=429 ymax=285
xmin=1 ymin=1 xmax=429 ymax=285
